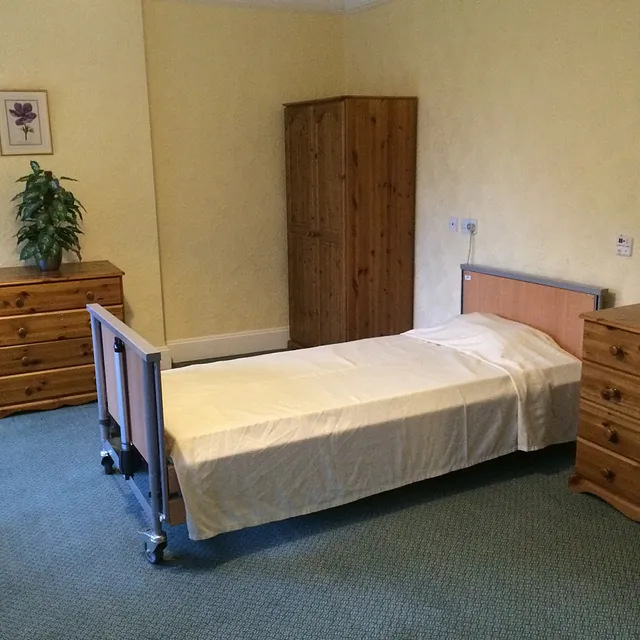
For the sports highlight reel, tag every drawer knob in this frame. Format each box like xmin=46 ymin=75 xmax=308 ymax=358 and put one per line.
xmin=17 ymin=327 xmax=27 ymax=338
xmin=86 ymin=290 xmax=95 ymax=302
xmin=21 ymin=356 xmax=31 ymax=367
xmin=24 ymin=385 xmax=33 ymax=396
xmin=609 ymin=345 xmax=623 ymax=357
xmin=602 ymin=423 xmax=618 ymax=443
xmin=601 ymin=387 xmax=621 ymax=402
xmin=15 ymin=297 xmax=25 ymax=308
xmin=601 ymin=468 xmax=615 ymax=482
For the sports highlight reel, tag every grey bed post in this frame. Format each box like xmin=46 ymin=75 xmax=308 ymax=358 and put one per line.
xmin=90 ymin=315 xmax=112 ymax=472
xmin=138 ymin=359 xmax=167 ymax=563
xmin=154 ymin=363 xmax=170 ymax=526
xmin=113 ymin=338 xmax=134 ymax=478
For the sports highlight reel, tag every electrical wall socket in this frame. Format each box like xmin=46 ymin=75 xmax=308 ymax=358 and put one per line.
xmin=616 ymin=234 xmax=633 ymax=257
xmin=461 ymin=218 xmax=477 ymax=235
xmin=449 ymin=217 xmax=459 ymax=232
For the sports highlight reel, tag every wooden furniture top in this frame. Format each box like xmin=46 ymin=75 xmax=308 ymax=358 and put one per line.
xmin=0 ymin=260 xmax=123 ymax=286
xmin=284 ymin=95 xmax=418 ymax=107
xmin=581 ymin=304 xmax=640 ymax=334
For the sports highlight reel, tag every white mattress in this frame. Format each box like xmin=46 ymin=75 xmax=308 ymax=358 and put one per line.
xmin=161 ymin=313 xmax=581 ymax=541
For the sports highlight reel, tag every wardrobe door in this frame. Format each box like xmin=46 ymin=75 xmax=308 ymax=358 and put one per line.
xmin=344 ymin=98 xmax=417 ymax=341
xmin=285 ymin=105 xmax=316 ymax=233
xmin=287 ymin=234 xmax=319 ymax=348
xmin=317 ymin=240 xmax=345 ymax=345
xmin=285 ymin=105 xmax=319 ymax=347
xmin=313 ymin=101 xmax=347 ymax=345
xmin=385 ymin=98 xmax=417 ymax=336
xmin=314 ymin=101 xmax=344 ymax=242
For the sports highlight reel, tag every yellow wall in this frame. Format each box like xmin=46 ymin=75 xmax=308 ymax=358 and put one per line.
xmin=0 ymin=0 xmax=165 ymax=344
xmin=143 ymin=0 xmax=344 ymax=341
xmin=346 ymin=0 xmax=640 ymax=326
xmin=4 ymin=0 xmax=635 ymax=351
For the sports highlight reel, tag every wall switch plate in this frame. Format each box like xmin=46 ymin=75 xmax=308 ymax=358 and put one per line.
xmin=449 ymin=217 xmax=459 ymax=232
xmin=461 ymin=218 xmax=477 ymax=235
xmin=617 ymin=234 xmax=633 ymax=257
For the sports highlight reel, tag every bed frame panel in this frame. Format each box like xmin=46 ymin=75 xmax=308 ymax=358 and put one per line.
xmin=89 ymin=266 xmax=607 ymax=563
xmin=101 ymin=325 xmax=151 ymax=461
xmin=461 ymin=264 xmax=606 ymax=359
xmin=88 ymin=304 xmax=169 ymax=561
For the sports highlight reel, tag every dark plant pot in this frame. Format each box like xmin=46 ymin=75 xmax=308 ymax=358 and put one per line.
xmin=38 ymin=253 xmax=62 ymax=272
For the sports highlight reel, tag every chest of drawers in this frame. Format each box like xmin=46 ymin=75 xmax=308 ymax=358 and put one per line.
xmin=570 ymin=304 xmax=640 ymax=520
xmin=0 ymin=261 xmax=124 ymax=418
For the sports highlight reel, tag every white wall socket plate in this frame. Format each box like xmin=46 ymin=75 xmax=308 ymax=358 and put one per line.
xmin=616 ymin=234 xmax=633 ymax=257
xmin=461 ymin=218 xmax=478 ymax=235
xmin=449 ymin=217 xmax=459 ymax=232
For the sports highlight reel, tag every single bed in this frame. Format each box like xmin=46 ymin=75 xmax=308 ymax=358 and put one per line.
xmin=88 ymin=265 xmax=606 ymax=563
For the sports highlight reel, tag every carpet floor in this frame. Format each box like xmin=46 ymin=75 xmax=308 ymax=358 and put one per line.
xmin=1 ymin=403 xmax=638 ymax=640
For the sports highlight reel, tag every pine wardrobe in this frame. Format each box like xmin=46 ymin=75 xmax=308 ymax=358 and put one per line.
xmin=284 ymin=95 xmax=418 ymax=349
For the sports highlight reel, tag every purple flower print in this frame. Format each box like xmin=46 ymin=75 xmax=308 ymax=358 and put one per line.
xmin=9 ymin=103 xmax=38 ymax=141
xmin=10 ymin=103 xmax=37 ymax=125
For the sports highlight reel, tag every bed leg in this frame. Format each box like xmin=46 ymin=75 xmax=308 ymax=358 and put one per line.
xmin=138 ymin=529 xmax=167 ymax=565
xmin=91 ymin=315 xmax=114 ymax=472
xmin=100 ymin=450 xmax=115 ymax=475
xmin=139 ymin=360 xmax=167 ymax=565
xmin=99 ymin=418 xmax=114 ymax=475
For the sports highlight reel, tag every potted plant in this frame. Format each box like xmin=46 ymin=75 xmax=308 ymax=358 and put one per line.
xmin=12 ymin=160 xmax=85 ymax=271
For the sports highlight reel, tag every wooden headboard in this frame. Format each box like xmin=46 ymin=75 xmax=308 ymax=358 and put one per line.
xmin=460 ymin=264 xmax=607 ymax=359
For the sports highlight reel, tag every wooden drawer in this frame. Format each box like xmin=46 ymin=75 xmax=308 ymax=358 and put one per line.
xmin=575 ymin=438 xmax=640 ymax=506
xmin=0 ymin=277 xmax=122 ymax=317
xmin=583 ymin=320 xmax=640 ymax=376
xmin=0 ymin=337 xmax=94 ymax=376
xmin=0 ymin=304 xmax=123 ymax=347
xmin=579 ymin=400 xmax=640 ymax=463
xmin=0 ymin=364 xmax=96 ymax=407
xmin=580 ymin=361 xmax=640 ymax=421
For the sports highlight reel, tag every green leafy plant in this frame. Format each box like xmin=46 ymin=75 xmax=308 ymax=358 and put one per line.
xmin=12 ymin=160 xmax=85 ymax=267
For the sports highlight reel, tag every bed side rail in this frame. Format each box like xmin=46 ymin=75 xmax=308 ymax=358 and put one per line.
xmin=88 ymin=303 xmax=169 ymax=563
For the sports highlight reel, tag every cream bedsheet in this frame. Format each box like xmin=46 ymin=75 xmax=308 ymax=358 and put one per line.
xmin=161 ymin=313 xmax=580 ymax=541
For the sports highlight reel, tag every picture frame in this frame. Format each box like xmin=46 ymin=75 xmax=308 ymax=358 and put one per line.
xmin=0 ymin=90 xmax=53 ymax=156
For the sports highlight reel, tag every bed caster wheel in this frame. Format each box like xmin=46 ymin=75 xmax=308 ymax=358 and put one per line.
xmin=101 ymin=455 xmax=115 ymax=475
xmin=145 ymin=541 xmax=167 ymax=565
xmin=145 ymin=548 xmax=163 ymax=565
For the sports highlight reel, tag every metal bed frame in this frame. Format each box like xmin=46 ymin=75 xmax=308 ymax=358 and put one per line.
xmin=88 ymin=264 xmax=607 ymax=565
xmin=88 ymin=303 xmax=170 ymax=564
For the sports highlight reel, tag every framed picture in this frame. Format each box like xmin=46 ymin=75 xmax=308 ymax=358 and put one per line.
xmin=0 ymin=90 xmax=53 ymax=156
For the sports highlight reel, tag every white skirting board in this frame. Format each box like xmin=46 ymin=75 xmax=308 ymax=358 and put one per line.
xmin=167 ymin=327 xmax=290 ymax=365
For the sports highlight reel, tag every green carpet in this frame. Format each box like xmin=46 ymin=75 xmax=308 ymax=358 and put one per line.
xmin=1 ymin=403 xmax=638 ymax=640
